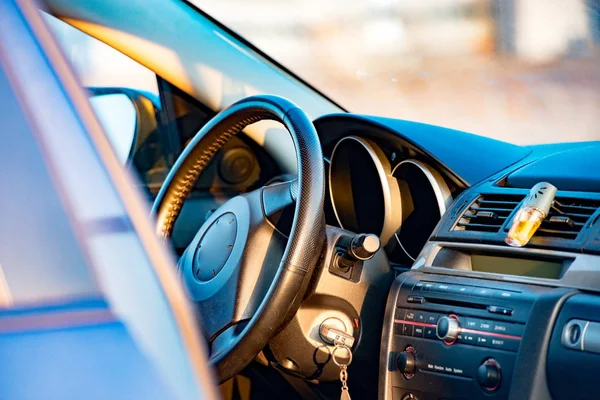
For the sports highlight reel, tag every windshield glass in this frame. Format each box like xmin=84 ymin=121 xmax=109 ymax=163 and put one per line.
xmin=192 ymin=0 xmax=600 ymax=145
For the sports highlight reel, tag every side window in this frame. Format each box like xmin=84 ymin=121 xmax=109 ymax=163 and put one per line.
xmin=44 ymin=14 xmax=177 ymax=196
xmin=44 ymin=14 xmax=273 ymax=205
xmin=44 ymin=15 xmax=159 ymax=96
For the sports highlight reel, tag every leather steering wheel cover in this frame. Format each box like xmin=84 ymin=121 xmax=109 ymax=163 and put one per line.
xmin=151 ymin=95 xmax=325 ymax=381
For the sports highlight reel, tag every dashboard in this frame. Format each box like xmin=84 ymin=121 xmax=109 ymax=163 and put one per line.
xmin=312 ymin=114 xmax=600 ymax=400
xmin=175 ymin=109 xmax=600 ymax=400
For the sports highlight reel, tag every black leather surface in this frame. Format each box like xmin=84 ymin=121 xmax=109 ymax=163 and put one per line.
xmin=152 ymin=95 xmax=325 ymax=381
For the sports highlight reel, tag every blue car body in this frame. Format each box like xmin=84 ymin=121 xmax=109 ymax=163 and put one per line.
xmin=0 ymin=1 xmax=217 ymax=398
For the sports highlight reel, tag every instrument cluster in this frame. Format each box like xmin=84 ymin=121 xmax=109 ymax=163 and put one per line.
xmin=326 ymin=136 xmax=453 ymax=265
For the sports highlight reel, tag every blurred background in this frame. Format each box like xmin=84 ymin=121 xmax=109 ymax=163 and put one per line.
xmin=51 ymin=0 xmax=600 ymax=145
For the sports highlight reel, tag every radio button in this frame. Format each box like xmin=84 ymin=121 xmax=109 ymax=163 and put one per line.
xmin=475 ymin=335 xmax=491 ymax=347
xmin=474 ymin=287 xmax=496 ymax=297
xmin=413 ymin=326 xmax=425 ymax=337
xmin=489 ymin=337 xmax=520 ymax=351
xmin=491 ymin=322 xmax=509 ymax=333
xmin=422 ymin=283 xmax=435 ymax=292
xmin=465 ymin=318 xmax=479 ymax=329
xmin=493 ymin=290 xmax=517 ymax=299
xmin=424 ymin=327 xmax=437 ymax=339
xmin=491 ymin=321 xmax=524 ymax=336
xmin=478 ymin=320 xmax=493 ymax=332
xmin=415 ymin=311 xmax=429 ymax=323
xmin=449 ymin=285 xmax=474 ymax=295
xmin=433 ymin=283 xmax=452 ymax=293
xmin=425 ymin=313 xmax=439 ymax=324
xmin=458 ymin=332 xmax=478 ymax=345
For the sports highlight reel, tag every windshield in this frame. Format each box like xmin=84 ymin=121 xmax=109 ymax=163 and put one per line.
xmin=192 ymin=0 xmax=600 ymax=145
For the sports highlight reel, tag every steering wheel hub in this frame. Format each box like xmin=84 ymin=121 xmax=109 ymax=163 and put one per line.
xmin=193 ymin=212 xmax=238 ymax=282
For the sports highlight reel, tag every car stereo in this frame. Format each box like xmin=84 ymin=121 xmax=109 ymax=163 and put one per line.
xmin=380 ymin=271 xmax=543 ymax=400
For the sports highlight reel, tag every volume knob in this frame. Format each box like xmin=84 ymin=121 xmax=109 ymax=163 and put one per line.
xmin=436 ymin=315 xmax=460 ymax=344
xmin=396 ymin=347 xmax=416 ymax=377
xmin=477 ymin=358 xmax=501 ymax=391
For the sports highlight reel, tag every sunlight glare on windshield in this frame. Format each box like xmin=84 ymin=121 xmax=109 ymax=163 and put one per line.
xmin=193 ymin=0 xmax=600 ymax=145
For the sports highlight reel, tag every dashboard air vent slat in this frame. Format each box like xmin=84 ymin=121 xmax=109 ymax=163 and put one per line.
xmin=455 ymin=194 xmax=525 ymax=233
xmin=535 ymin=197 xmax=600 ymax=239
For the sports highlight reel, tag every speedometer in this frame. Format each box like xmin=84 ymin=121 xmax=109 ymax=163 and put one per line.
xmin=328 ymin=136 xmax=402 ymax=245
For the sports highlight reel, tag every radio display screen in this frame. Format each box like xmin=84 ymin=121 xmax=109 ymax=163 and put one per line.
xmin=471 ymin=254 xmax=565 ymax=279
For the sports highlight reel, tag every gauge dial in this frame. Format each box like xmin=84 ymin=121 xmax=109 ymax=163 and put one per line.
xmin=328 ymin=136 xmax=401 ymax=245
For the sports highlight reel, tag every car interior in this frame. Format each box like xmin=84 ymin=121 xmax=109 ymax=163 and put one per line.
xmin=29 ymin=0 xmax=600 ymax=399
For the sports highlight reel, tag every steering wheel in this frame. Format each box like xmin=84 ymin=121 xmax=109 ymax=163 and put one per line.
xmin=151 ymin=95 xmax=325 ymax=382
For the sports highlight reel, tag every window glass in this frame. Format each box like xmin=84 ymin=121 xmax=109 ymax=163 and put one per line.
xmin=45 ymin=14 xmax=218 ymax=198
xmin=44 ymin=14 xmax=166 ymax=193
xmin=44 ymin=14 xmax=159 ymax=95
xmin=194 ymin=0 xmax=600 ymax=145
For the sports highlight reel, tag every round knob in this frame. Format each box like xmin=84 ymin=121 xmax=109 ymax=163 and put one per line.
xmin=436 ymin=315 xmax=460 ymax=344
xmin=396 ymin=347 xmax=416 ymax=377
xmin=349 ymin=234 xmax=381 ymax=260
xmin=477 ymin=359 xmax=501 ymax=391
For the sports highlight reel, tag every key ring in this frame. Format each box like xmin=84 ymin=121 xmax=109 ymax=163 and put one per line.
xmin=332 ymin=343 xmax=353 ymax=367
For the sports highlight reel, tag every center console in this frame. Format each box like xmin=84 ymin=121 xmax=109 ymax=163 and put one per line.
xmin=381 ymin=271 xmax=546 ymax=400
xmin=376 ymin=156 xmax=600 ymax=399
xmin=379 ymin=243 xmax=600 ymax=400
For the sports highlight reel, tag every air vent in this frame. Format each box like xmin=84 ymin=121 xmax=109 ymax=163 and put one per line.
xmin=455 ymin=194 xmax=525 ymax=233
xmin=536 ymin=197 xmax=600 ymax=239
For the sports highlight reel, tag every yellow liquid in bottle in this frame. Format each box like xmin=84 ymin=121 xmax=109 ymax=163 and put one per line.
xmin=505 ymin=208 xmax=544 ymax=247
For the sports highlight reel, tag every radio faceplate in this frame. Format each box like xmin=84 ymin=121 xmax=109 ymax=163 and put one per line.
xmin=394 ymin=309 xmax=524 ymax=351
xmin=380 ymin=271 xmax=546 ymax=400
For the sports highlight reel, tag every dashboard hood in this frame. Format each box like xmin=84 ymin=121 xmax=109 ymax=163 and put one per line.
xmin=507 ymin=143 xmax=600 ymax=192
xmin=315 ymin=114 xmax=532 ymax=186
